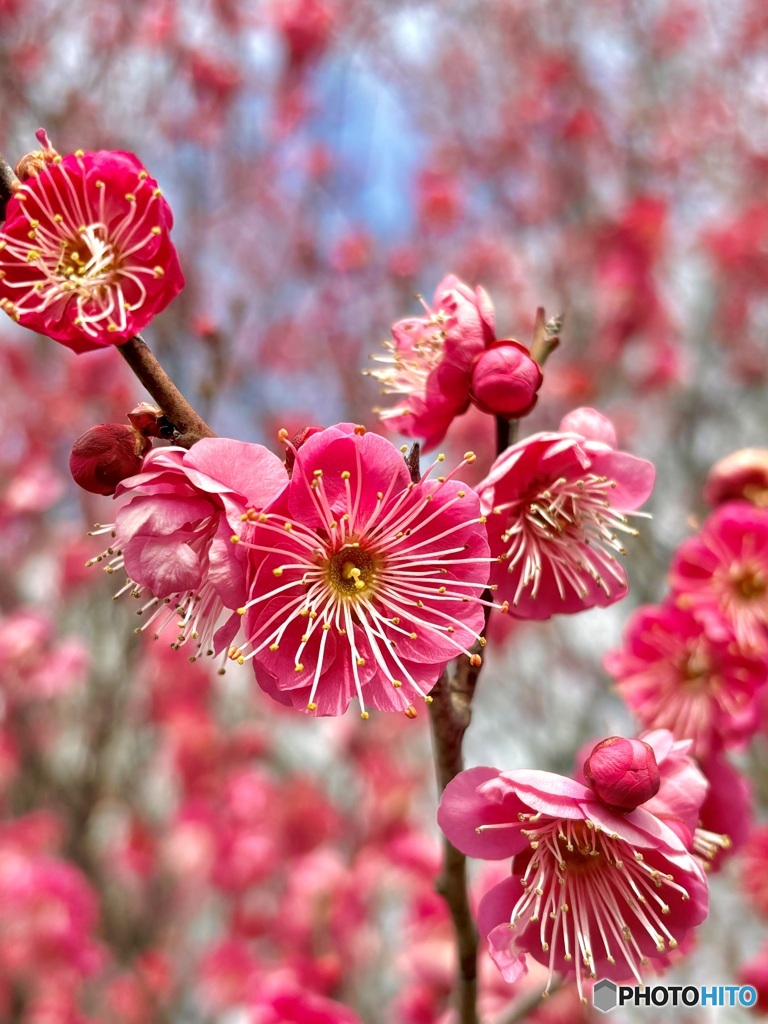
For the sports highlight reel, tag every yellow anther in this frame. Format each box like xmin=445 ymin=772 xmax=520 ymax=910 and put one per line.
xmin=392 ymin=680 xmax=402 ymax=688
xmin=360 ymin=710 xmax=370 ymax=719
xmin=308 ymin=702 xmax=317 ymax=711
xmin=295 ymin=663 xmax=304 ymax=672
xmin=424 ymin=695 xmax=433 ymax=704
xmin=272 ymin=568 xmax=283 ymax=577
xmin=269 ymin=643 xmax=280 ymax=652
xmin=463 ymin=451 xmax=476 ymax=463
xmin=341 ymin=470 xmax=351 ymax=479
xmin=231 ymin=535 xmax=240 ymax=543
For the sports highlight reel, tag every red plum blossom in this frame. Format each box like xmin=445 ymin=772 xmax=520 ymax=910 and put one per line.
xmin=604 ymin=601 xmax=767 ymax=757
xmin=670 ymin=501 xmax=768 ymax=651
xmin=0 ymin=136 xmax=184 ymax=352
xmin=234 ymin=424 xmax=493 ymax=716
xmin=438 ymin=753 xmax=709 ymax=998
xmin=478 ymin=408 xmax=655 ymax=619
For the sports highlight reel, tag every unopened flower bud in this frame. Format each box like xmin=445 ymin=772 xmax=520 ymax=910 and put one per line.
xmin=583 ymin=736 xmax=660 ymax=812
xmin=69 ymin=424 xmax=152 ymax=495
xmin=704 ymin=448 xmax=768 ymax=508
xmin=282 ymin=425 xmax=324 ymax=477
xmin=128 ymin=402 xmax=165 ymax=438
xmin=469 ymin=340 xmax=542 ymax=418
xmin=14 ymin=128 xmax=59 ymax=182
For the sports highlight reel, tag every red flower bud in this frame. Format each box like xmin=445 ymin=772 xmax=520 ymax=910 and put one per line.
xmin=704 ymin=448 xmax=768 ymax=508
xmin=69 ymin=424 xmax=152 ymax=495
xmin=583 ymin=736 xmax=660 ymax=812
xmin=128 ymin=402 xmax=164 ymax=438
xmin=281 ymin=425 xmax=324 ymax=477
xmin=469 ymin=340 xmax=543 ymax=418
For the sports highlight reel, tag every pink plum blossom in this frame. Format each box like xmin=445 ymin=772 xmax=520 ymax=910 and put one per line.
xmin=234 ymin=424 xmax=492 ymax=716
xmin=438 ymin=755 xmax=709 ymax=998
xmin=0 ymin=135 xmax=184 ymax=352
xmin=604 ymin=601 xmax=767 ymax=757
xmin=0 ymin=609 xmax=88 ymax=705
xmin=670 ymin=500 xmax=768 ymax=651
xmin=366 ymin=274 xmax=495 ymax=448
xmin=93 ymin=438 xmax=287 ymax=658
xmin=477 ymin=408 xmax=655 ymax=619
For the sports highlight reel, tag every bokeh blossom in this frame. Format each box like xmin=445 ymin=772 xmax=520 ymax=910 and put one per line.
xmin=478 ymin=408 xmax=654 ymax=619
xmin=234 ymin=424 xmax=492 ymax=716
xmin=93 ymin=438 xmax=287 ymax=658
xmin=0 ymin=139 xmax=184 ymax=352
xmin=670 ymin=501 xmax=768 ymax=651
xmin=604 ymin=601 xmax=767 ymax=757
xmin=438 ymin=748 xmax=709 ymax=998
xmin=704 ymin=448 xmax=768 ymax=508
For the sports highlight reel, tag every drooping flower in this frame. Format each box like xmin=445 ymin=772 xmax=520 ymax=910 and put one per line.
xmin=604 ymin=601 xmax=767 ymax=757
xmin=438 ymin=754 xmax=709 ymax=999
xmin=91 ymin=438 xmax=287 ymax=658
xmin=477 ymin=408 xmax=655 ymax=619
xmin=0 ymin=134 xmax=184 ymax=353
xmin=233 ymin=424 xmax=493 ymax=716
xmin=670 ymin=501 xmax=768 ymax=651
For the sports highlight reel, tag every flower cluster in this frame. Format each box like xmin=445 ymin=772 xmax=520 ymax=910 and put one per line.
xmin=92 ymin=424 xmax=494 ymax=718
xmin=606 ymin=460 xmax=768 ymax=758
xmin=366 ymin=274 xmax=543 ymax=447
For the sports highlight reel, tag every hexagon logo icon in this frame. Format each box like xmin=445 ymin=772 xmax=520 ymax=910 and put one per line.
xmin=593 ymin=979 xmax=618 ymax=1013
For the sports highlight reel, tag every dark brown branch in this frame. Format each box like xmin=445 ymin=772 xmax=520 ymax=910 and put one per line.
xmin=0 ymin=152 xmax=19 ymax=220
xmin=118 ymin=335 xmax=215 ymax=448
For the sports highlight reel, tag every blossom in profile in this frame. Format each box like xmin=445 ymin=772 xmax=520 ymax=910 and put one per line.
xmin=234 ymin=424 xmax=492 ymax=716
xmin=438 ymin=750 xmax=709 ymax=999
xmin=670 ymin=501 xmax=768 ymax=651
xmin=478 ymin=408 xmax=654 ymax=619
xmin=366 ymin=274 xmax=493 ymax=448
xmin=604 ymin=601 xmax=767 ymax=757
xmin=0 ymin=134 xmax=184 ymax=353
xmin=92 ymin=438 xmax=287 ymax=658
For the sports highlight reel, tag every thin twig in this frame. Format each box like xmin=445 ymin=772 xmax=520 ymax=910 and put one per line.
xmin=529 ymin=307 xmax=563 ymax=367
xmin=118 ymin=335 xmax=215 ymax=448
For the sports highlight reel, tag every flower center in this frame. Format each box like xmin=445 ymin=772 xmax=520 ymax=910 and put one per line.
xmin=326 ymin=544 xmax=377 ymax=597
xmin=731 ymin=565 xmax=766 ymax=601
xmin=681 ymin=643 xmax=712 ymax=685
xmin=56 ymin=225 xmax=119 ymax=289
